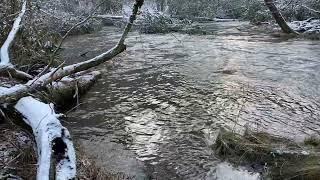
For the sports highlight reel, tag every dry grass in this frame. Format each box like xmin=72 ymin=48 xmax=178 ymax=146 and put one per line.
xmin=0 ymin=124 xmax=37 ymax=179
xmin=75 ymin=143 xmax=132 ymax=180
xmin=215 ymin=128 xmax=320 ymax=179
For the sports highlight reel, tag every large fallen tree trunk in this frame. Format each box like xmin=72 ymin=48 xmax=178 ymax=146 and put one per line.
xmin=264 ymin=0 xmax=298 ymax=34
xmin=15 ymin=97 xmax=76 ymax=180
xmin=0 ymin=0 xmax=144 ymax=105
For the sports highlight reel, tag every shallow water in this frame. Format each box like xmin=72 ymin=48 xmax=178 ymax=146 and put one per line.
xmin=63 ymin=21 xmax=320 ymax=179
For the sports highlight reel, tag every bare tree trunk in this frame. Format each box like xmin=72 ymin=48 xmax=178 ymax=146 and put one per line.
xmin=264 ymin=0 xmax=298 ymax=34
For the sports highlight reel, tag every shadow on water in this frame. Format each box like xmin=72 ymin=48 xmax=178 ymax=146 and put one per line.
xmin=62 ymin=21 xmax=320 ymax=179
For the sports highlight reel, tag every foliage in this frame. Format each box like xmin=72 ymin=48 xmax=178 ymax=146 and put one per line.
xmin=139 ymin=12 xmax=191 ymax=34
xmin=139 ymin=12 xmax=174 ymax=34
xmin=0 ymin=0 xmax=109 ymax=72
xmin=157 ymin=0 xmax=320 ymax=23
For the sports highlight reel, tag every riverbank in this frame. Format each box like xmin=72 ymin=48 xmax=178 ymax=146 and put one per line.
xmin=0 ymin=122 xmax=129 ymax=179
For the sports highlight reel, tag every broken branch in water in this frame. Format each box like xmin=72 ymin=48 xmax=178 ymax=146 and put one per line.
xmin=39 ymin=1 xmax=107 ymax=77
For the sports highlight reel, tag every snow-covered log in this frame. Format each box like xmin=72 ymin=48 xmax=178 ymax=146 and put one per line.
xmin=48 ymin=71 xmax=101 ymax=105
xmin=0 ymin=66 xmax=33 ymax=80
xmin=0 ymin=0 xmax=27 ymax=65
xmin=15 ymin=96 xmax=76 ymax=180
xmin=0 ymin=0 xmax=33 ymax=81
xmin=290 ymin=19 xmax=320 ymax=34
xmin=0 ymin=0 xmax=144 ymax=104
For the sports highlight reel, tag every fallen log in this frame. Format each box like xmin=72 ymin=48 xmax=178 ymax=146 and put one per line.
xmin=0 ymin=0 xmax=33 ymax=81
xmin=15 ymin=96 xmax=76 ymax=180
xmin=0 ymin=66 xmax=33 ymax=81
xmin=47 ymin=71 xmax=101 ymax=105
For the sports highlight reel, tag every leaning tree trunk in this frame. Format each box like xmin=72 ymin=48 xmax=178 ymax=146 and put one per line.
xmin=264 ymin=0 xmax=298 ymax=34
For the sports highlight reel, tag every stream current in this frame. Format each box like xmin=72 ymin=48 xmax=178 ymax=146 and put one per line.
xmin=63 ymin=21 xmax=320 ymax=179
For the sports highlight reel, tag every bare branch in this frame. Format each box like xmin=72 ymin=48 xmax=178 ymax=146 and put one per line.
xmin=301 ymin=5 xmax=320 ymax=14
xmin=38 ymin=1 xmax=106 ymax=77
xmin=0 ymin=0 xmax=144 ymax=104
xmin=0 ymin=67 xmax=33 ymax=80
xmin=0 ymin=0 xmax=33 ymax=81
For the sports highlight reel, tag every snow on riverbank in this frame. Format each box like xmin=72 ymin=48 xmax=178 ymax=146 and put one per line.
xmin=290 ymin=19 xmax=320 ymax=34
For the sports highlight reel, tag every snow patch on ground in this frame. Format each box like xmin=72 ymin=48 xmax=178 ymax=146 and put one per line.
xmin=290 ymin=19 xmax=320 ymax=33
xmin=208 ymin=162 xmax=261 ymax=180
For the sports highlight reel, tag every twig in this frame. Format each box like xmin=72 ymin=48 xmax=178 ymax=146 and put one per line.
xmin=38 ymin=1 xmax=106 ymax=77
xmin=65 ymin=102 xmax=85 ymax=115
xmin=301 ymin=5 xmax=320 ymax=14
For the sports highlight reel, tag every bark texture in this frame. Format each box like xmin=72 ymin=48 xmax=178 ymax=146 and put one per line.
xmin=264 ymin=0 xmax=298 ymax=34
xmin=15 ymin=97 xmax=76 ymax=180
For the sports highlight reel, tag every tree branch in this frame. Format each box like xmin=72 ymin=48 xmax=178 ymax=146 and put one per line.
xmin=0 ymin=67 xmax=33 ymax=80
xmin=0 ymin=0 xmax=27 ymax=65
xmin=301 ymin=5 xmax=320 ymax=14
xmin=38 ymin=1 xmax=106 ymax=77
xmin=0 ymin=0 xmax=33 ymax=80
xmin=0 ymin=0 xmax=144 ymax=104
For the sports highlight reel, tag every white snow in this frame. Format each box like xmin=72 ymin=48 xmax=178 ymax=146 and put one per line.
xmin=0 ymin=84 xmax=26 ymax=96
xmin=290 ymin=19 xmax=320 ymax=33
xmin=15 ymin=96 xmax=76 ymax=180
xmin=210 ymin=162 xmax=261 ymax=180
xmin=0 ymin=0 xmax=27 ymax=66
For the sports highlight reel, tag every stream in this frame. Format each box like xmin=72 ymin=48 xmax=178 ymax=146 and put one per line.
xmin=62 ymin=21 xmax=320 ymax=179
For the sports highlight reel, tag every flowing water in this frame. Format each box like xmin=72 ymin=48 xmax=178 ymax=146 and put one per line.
xmin=62 ymin=21 xmax=320 ymax=179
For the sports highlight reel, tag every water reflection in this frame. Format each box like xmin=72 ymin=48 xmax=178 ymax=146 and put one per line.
xmin=64 ymin=22 xmax=320 ymax=179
